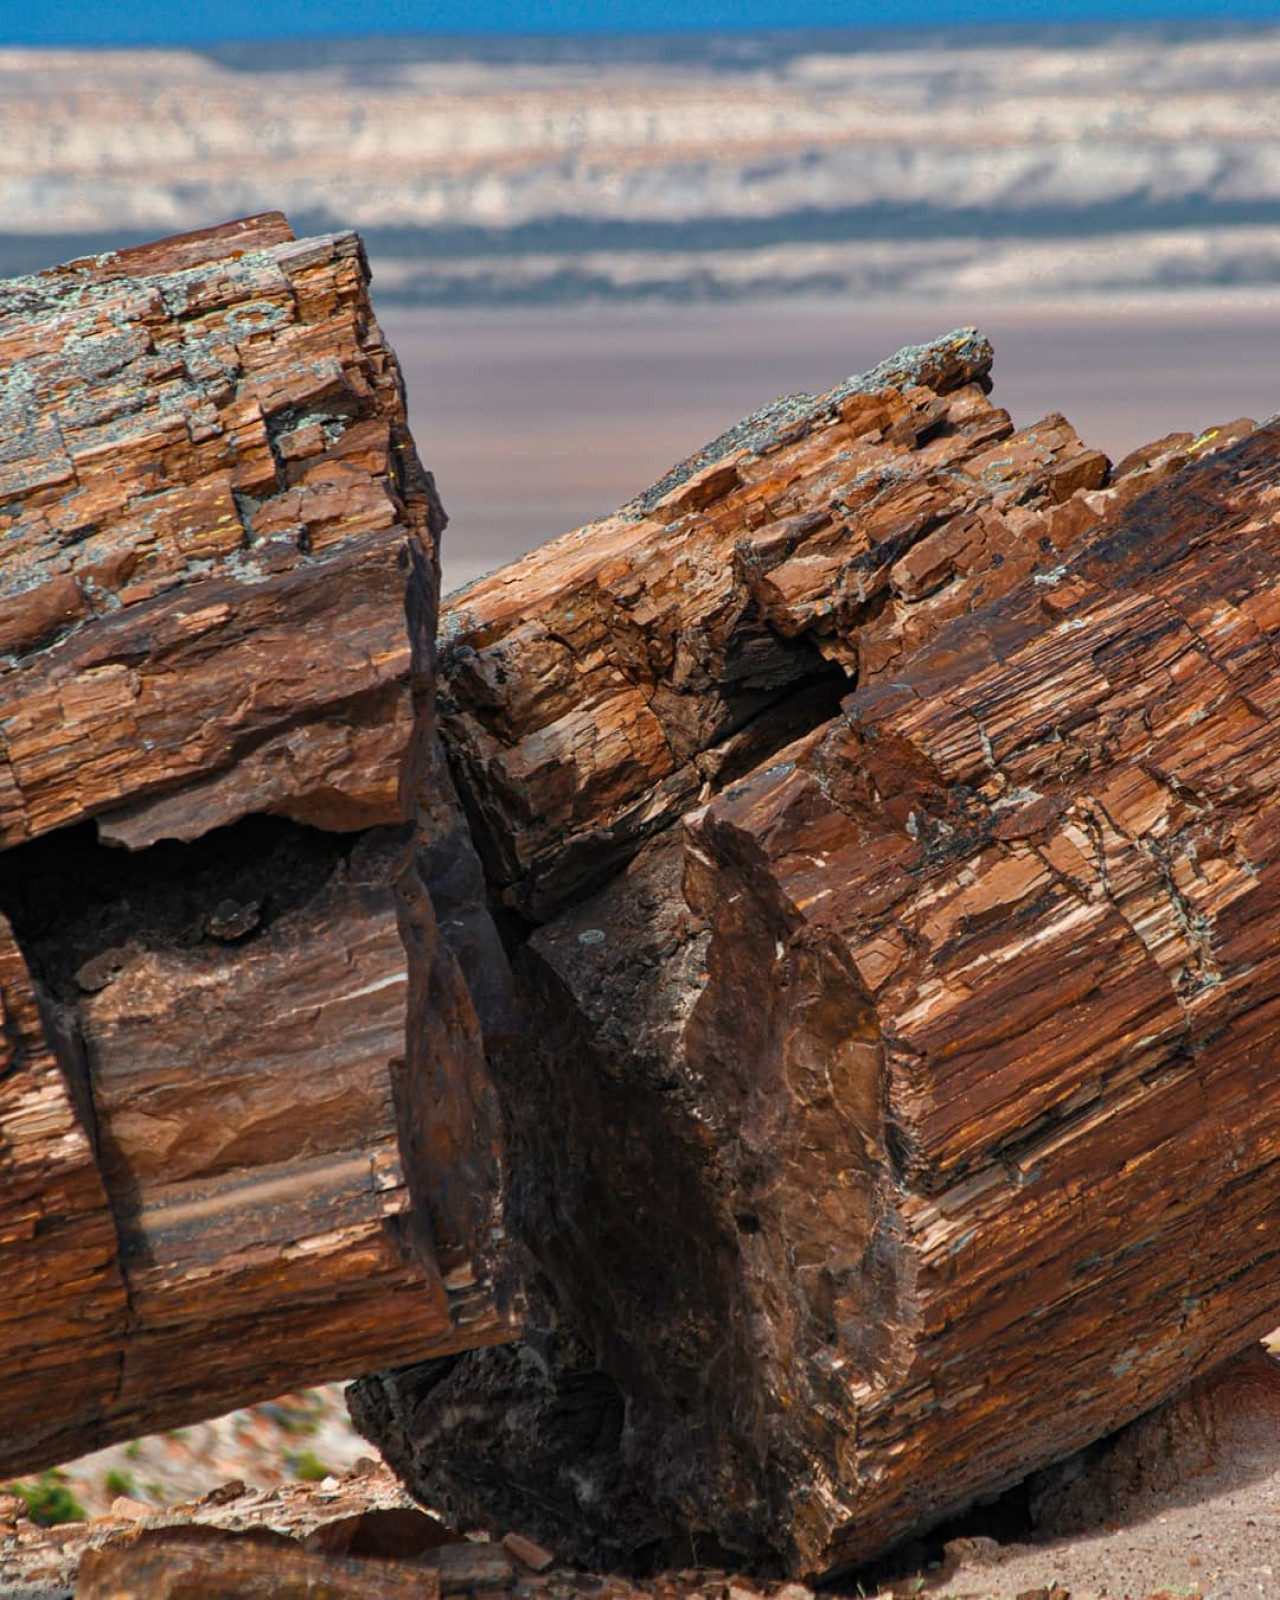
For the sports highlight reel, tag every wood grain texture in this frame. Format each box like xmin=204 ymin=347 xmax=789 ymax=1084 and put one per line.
xmin=440 ymin=330 xmax=1245 ymax=922
xmin=0 ymin=210 xmax=431 ymax=849
xmin=0 ymin=218 xmax=515 ymax=1478
xmin=0 ymin=913 xmax=127 ymax=1468
xmin=77 ymin=1532 xmax=442 ymax=1600
xmin=359 ymin=336 xmax=1278 ymax=1577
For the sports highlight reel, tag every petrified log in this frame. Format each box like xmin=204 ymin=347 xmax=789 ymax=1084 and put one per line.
xmin=4 ymin=214 xmax=1276 ymax=1583
xmin=0 ymin=215 xmax=515 ymax=1475
xmin=353 ymin=336 xmax=1279 ymax=1576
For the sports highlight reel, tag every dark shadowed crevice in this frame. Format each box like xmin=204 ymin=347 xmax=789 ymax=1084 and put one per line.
xmin=694 ymin=653 xmax=851 ymax=794
xmin=0 ymin=813 xmax=356 ymax=1011
xmin=438 ymin=637 xmax=850 ymax=936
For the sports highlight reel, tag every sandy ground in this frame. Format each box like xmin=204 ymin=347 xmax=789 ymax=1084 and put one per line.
xmin=378 ymin=290 xmax=1280 ymax=594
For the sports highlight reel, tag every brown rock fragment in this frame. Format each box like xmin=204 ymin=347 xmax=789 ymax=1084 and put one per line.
xmin=425 ymin=1540 xmax=519 ymax=1592
xmin=0 ymin=217 xmax=516 ymax=1477
xmin=198 ymin=1479 xmax=248 ymax=1507
xmin=502 ymin=1531 xmax=557 ymax=1572
xmin=357 ymin=338 xmax=1280 ymax=1579
xmin=305 ymin=1506 xmax=458 ymax=1561
xmin=78 ymin=1531 xmax=439 ymax=1599
xmin=108 ymin=1496 xmax=156 ymax=1521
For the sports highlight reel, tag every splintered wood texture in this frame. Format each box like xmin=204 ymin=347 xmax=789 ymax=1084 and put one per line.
xmin=0 ymin=815 xmax=510 ymax=1486
xmin=0 ymin=219 xmax=513 ymax=1479
xmin=517 ymin=421 xmax=1280 ymax=1573
xmin=81 ymin=832 xmax=507 ymax=1444
xmin=440 ymin=326 xmax=1249 ymax=919
xmin=395 ymin=338 xmax=1276 ymax=1577
xmin=0 ymin=915 xmax=127 ymax=1468
xmin=0 ymin=211 xmax=441 ymax=850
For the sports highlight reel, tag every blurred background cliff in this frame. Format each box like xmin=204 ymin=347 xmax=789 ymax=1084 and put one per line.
xmin=4 ymin=5 xmax=1278 ymax=584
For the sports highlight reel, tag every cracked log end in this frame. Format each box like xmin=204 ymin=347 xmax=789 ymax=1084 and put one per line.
xmin=355 ymin=335 xmax=1280 ymax=1578
xmin=0 ymin=216 xmax=516 ymax=1476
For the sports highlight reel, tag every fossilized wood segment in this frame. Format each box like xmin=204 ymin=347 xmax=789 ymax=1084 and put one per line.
xmin=77 ymin=1534 xmax=443 ymax=1600
xmin=358 ymin=337 xmax=1278 ymax=1577
xmin=440 ymin=328 xmax=1248 ymax=922
xmin=0 ymin=217 xmax=514 ymax=1478
xmin=0 ymin=210 xmax=426 ymax=850
xmin=0 ymin=915 xmax=128 ymax=1469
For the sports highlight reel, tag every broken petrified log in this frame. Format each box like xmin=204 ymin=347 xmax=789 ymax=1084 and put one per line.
xmin=0 ymin=215 xmax=515 ymax=1476
xmin=434 ymin=330 xmax=1144 ymax=921
xmin=353 ymin=335 xmax=1279 ymax=1577
xmin=4 ymin=217 xmax=1275 ymax=1583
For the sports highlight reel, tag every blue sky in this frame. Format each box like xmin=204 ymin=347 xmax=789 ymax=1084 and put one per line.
xmin=3 ymin=0 xmax=1277 ymax=47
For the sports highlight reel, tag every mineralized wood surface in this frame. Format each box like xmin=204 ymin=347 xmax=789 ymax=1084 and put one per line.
xmin=440 ymin=328 xmax=1245 ymax=921
xmin=0 ymin=914 xmax=126 ymax=1469
xmin=77 ymin=1536 xmax=442 ymax=1600
xmin=359 ymin=337 xmax=1279 ymax=1577
xmin=0 ymin=217 xmax=514 ymax=1477
xmin=5 ymin=217 xmax=1276 ymax=1582
xmin=0 ymin=210 xmax=424 ymax=849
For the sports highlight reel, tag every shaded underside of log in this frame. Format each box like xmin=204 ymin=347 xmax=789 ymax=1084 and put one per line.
xmin=354 ymin=336 xmax=1279 ymax=1576
xmin=0 ymin=216 xmax=515 ymax=1476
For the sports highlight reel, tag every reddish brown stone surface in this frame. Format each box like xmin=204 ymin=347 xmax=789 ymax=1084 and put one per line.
xmin=440 ymin=330 xmax=1248 ymax=922
xmin=3 ymin=222 xmax=1276 ymax=1587
xmin=0 ymin=210 xmax=424 ymax=849
xmin=359 ymin=336 xmax=1279 ymax=1577
xmin=0 ymin=216 xmax=515 ymax=1478
xmin=0 ymin=914 xmax=127 ymax=1470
